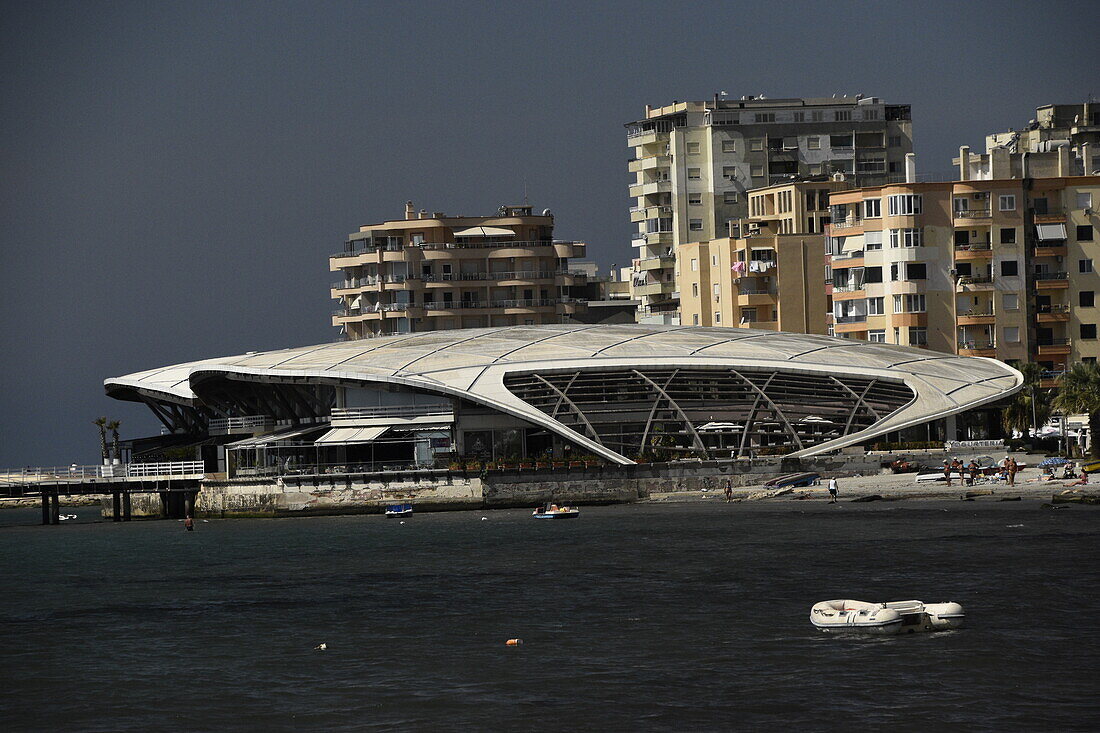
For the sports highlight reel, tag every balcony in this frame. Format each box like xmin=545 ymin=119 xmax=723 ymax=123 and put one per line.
xmin=1037 ymin=338 xmax=1071 ymax=356
xmin=956 ymin=310 xmax=996 ymax=325
xmin=627 ymin=154 xmax=671 ymax=173
xmin=1040 ymin=369 xmax=1067 ymax=388
xmin=1034 ymin=272 xmax=1069 ymax=289
xmin=957 ymin=341 xmax=998 ymax=357
xmin=832 ymin=216 xmax=863 ymax=230
xmin=629 ymin=204 xmax=673 ymax=223
xmin=636 ymin=255 xmax=675 ymax=271
xmin=1033 ymin=241 xmax=1067 ymax=257
xmin=954 ymin=242 xmax=993 ymax=260
xmin=634 ymin=281 xmax=676 ymax=297
xmin=1033 ymin=207 xmax=1066 ymax=223
xmin=209 ymin=415 xmax=275 ymax=436
xmin=957 ymin=275 xmax=994 ymax=290
xmin=629 ymin=180 xmax=672 ymax=198
xmin=1037 ymin=304 xmax=1071 ymax=322
xmin=834 ymin=314 xmax=868 ymax=324
xmin=952 ymin=208 xmax=991 ymax=221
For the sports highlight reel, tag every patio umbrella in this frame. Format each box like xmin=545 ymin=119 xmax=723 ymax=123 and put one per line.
xmin=1038 ymin=457 xmax=1071 ymax=467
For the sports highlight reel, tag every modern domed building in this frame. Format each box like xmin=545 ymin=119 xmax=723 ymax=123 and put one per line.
xmin=105 ymin=325 xmax=1022 ymax=474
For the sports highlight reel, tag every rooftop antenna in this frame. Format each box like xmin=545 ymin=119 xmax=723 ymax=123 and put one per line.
xmin=523 ymin=177 xmax=528 ymax=206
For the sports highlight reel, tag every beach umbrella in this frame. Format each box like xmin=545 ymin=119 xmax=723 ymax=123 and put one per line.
xmin=1038 ymin=457 xmax=1071 ymax=467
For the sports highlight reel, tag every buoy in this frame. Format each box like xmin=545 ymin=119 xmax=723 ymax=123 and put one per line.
xmin=315 ymin=643 xmax=327 ymax=651
xmin=505 ymin=638 xmax=522 ymax=646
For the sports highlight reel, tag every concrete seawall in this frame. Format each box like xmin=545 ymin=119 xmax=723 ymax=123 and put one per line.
xmin=103 ymin=452 xmax=907 ymax=518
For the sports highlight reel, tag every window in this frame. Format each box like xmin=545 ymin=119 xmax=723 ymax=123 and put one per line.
xmin=864 ymin=230 xmax=883 ymax=250
xmin=690 ymin=258 xmax=698 ymax=271
xmin=864 ymin=198 xmax=881 ymax=218
xmin=722 ymin=166 xmax=737 ymax=179
xmin=1000 ymin=227 xmax=1016 ymax=244
xmin=793 ymin=112 xmax=805 ymax=122
xmin=862 ymin=109 xmax=879 ymax=120
xmin=724 ymin=192 xmax=738 ymax=204
xmin=687 ymin=167 xmax=701 ymax=180
xmin=692 ymin=283 xmax=699 ymax=296
xmin=889 ymin=228 xmax=922 ymax=247
xmin=999 ymin=195 xmax=1016 ymax=211
xmin=909 ymin=327 xmax=928 ymax=346
xmin=713 ymin=283 xmax=721 ymax=296
xmin=907 ymin=263 xmax=927 ymax=280
xmin=868 ymin=297 xmax=885 ymax=315
xmin=686 ymin=142 xmax=700 ymax=154
xmin=782 ymin=136 xmax=797 ymax=150
xmin=1082 ymin=291 xmax=1095 ymax=307
xmin=810 ymin=110 xmax=824 ymax=122
xmin=868 ymin=330 xmax=886 ymax=343
xmin=887 ymin=194 xmax=922 ymax=215
xmin=750 ymin=139 xmax=764 ymax=152
xmin=689 ymin=219 xmax=703 ymax=231
xmin=750 ymin=165 xmax=764 ymax=177
xmin=1033 ymin=197 xmax=1049 ymax=215
xmin=809 ymin=164 xmax=823 ymax=175
xmin=888 ymin=135 xmax=902 ymax=147
xmin=1081 ymin=259 xmax=1095 ymax=273
xmin=714 ymin=312 xmax=722 ymax=324
xmin=888 ymin=161 xmax=900 ymax=173
xmin=1001 ymin=260 xmax=1019 ymax=277
xmin=835 ymin=110 xmax=852 ymax=121
xmin=1078 ymin=225 xmax=1095 ymax=241
xmin=688 ymin=193 xmax=702 ymax=205
xmin=893 ymin=294 xmax=926 ymax=313
xmin=830 ymin=134 xmax=853 ymax=149
xmin=807 ymin=136 xmax=821 ymax=150
xmin=754 ymin=113 xmax=775 ymax=123
xmin=711 ymin=255 xmax=718 ymax=266
xmin=1082 ymin=324 xmax=1098 ymax=340
xmin=722 ymin=140 xmax=736 ymax=153
xmin=864 ymin=266 xmax=883 ymax=284
xmin=1004 ymin=327 xmax=1020 ymax=343
xmin=693 ymin=314 xmax=699 ymax=326
xmin=1077 ymin=192 xmax=1093 ymax=209
xmin=1003 ymin=293 xmax=1019 ymax=310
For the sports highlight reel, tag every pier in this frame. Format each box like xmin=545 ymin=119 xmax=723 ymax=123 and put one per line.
xmin=0 ymin=462 xmax=206 ymax=524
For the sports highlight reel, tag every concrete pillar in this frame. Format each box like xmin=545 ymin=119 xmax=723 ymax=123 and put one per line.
xmin=159 ymin=491 xmax=169 ymax=519
xmin=50 ymin=493 xmax=60 ymax=525
xmin=122 ymin=492 xmax=132 ymax=522
xmin=1057 ymin=146 xmax=1070 ymax=176
xmin=944 ymin=414 xmax=958 ymax=443
xmin=904 ymin=153 xmax=917 ymax=183
xmin=41 ymin=493 xmax=50 ymax=525
xmin=958 ymin=146 xmax=970 ymax=181
xmin=1082 ymin=143 xmax=1092 ymax=175
xmin=112 ymin=491 xmax=121 ymax=522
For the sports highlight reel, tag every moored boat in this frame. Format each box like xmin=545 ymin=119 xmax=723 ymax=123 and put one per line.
xmin=532 ymin=503 xmax=580 ymax=519
xmin=810 ymin=599 xmax=965 ymax=634
xmin=384 ymin=503 xmax=413 ymax=517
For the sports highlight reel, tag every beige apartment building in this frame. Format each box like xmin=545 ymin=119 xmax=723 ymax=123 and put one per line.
xmin=826 ymin=174 xmax=1100 ymax=384
xmin=330 ymin=203 xmax=587 ymax=339
xmin=626 ymin=94 xmax=913 ymax=323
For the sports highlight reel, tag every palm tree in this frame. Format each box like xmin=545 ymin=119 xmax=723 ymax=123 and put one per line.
xmin=1002 ymin=363 xmax=1052 ymax=437
xmin=1053 ymin=362 xmax=1100 ymax=459
xmin=107 ymin=420 xmax=122 ymax=462
xmin=93 ymin=417 xmax=109 ymax=463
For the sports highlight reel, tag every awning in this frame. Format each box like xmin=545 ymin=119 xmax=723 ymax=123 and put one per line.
xmin=453 ymin=226 xmax=515 ymax=238
xmin=314 ymin=426 xmax=390 ymax=445
xmin=864 ymin=230 xmax=883 ymax=247
xmin=840 ymin=236 xmax=863 ymax=253
xmin=1036 ymin=223 xmax=1067 ymax=241
xmin=225 ymin=425 xmax=327 ymax=448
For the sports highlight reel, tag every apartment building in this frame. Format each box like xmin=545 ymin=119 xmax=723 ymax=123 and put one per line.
xmin=678 ymin=233 xmax=826 ymax=333
xmin=826 ymin=174 xmax=1100 ymax=383
xmin=625 ymin=94 xmax=913 ymax=323
xmin=330 ymin=202 xmax=587 ymax=339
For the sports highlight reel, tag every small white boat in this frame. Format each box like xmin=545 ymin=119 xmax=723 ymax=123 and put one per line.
xmin=384 ymin=503 xmax=413 ymax=517
xmin=532 ymin=503 xmax=580 ymax=519
xmin=59 ymin=514 xmax=77 ymax=521
xmin=810 ymin=599 xmax=965 ymax=634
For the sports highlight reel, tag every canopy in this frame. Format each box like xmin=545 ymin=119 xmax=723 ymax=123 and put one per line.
xmin=453 ymin=226 xmax=515 ymax=238
xmin=1038 ymin=457 xmax=1071 ymax=467
xmin=225 ymin=425 xmax=327 ymax=448
xmin=314 ymin=426 xmax=390 ymax=445
xmin=1036 ymin=223 xmax=1067 ymax=241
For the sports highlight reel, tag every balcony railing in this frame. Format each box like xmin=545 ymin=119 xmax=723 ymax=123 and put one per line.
xmin=832 ymin=217 xmax=863 ymax=230
xmin=834 ymin=315 xmax=868 ymax=324
xmin=1034 ymin=272 xmax=1069 ymax=281
xmin=209 ymin=415 xmax=274 ymax=435
xmin=1037 ymin=304 xmax=1071 ymax=314
xmin=832 ymin=250 xmax=864 ymax=260
xmin=832 ymin=284 xmax=865 ymax=293
xmin=1037 ymin=338 xmax=1071 ymax=347
xmin=1035 ymin=240 xmax=1067 ymax=249
xmin=958 ymin=341 xmax=996 ymax=350
xmin=737 ymin=287 xmax=777 ymax=296
xmin=953 ymin=208 xmax=991 ymax=219
xmin=332 ymin=404 xmax=452 ymax=420
xmin=954 ymin=242 xmax=992 ymax=251
xmin=332 ymin=240 xmax=578 ymax=258
xmin=957 ymin=309 xmax=995 ymax=317
xmin=958 ymin=275 xmax=994 ymax=285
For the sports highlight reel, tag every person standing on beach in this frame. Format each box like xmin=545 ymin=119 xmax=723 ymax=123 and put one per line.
xmin=724 ymin=480 xmax=733 ymax=503
xmin=184 ymin=515 xmax=194 ymax=531
xmin=1007 ymin=458 xmax=1018 ymax=487
xmin=827 ymin=478 xmax=839 ymax=503
xmin=942 ymin=460 xmax=953 ymax=487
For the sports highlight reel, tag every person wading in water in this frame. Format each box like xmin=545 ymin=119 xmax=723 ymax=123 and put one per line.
xmin=184 ymin=515 xmax=194 ymax=531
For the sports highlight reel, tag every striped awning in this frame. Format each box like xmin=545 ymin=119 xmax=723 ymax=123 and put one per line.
xmin=313 ymin=426 xmax=390 ymax=445
xmin=225 ymin=425 xmax=327 ymax=448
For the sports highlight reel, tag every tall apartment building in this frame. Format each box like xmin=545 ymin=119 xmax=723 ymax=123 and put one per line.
xmin=625 ymin=94 xmax=913 ymax=323
xmin=678 ymin=178 xmax=842 ymax=331
xmin=826 ymin=173 xmax=1100 ymax=384
xmin=330 ymin=203 xmax=587 ymax=339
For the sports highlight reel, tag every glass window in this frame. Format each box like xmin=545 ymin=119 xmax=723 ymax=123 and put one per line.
xmin=1081 ymin=259 xmax=1094 ymax=274
xmin=864 ymin=198 xmax=881 ymax=218
xmin=1001 ymin=260 xmax=1018 ymax=277
xmin=724 ymin=192 xmax=738 ymax=204
xmin=692 ymin=283 xmax=699 ymax=296
xmin=722 ymin=140 xmax=736 ymax=153
xmin=887 ymin=194 xmax=922 ymax=216
xmin=807 ymin=136 xmax=821 ymax=150
xmin=1082 ymin=324 xmax=1098 ymax=340
xmin=868 ymin=296 xmax=885 ymax=315
xmin=907 ymin=263 xmax=927 ymax=280
xmin=1000 ymin=227 xmax=1016 ymax=244
xmin=714 ymin=312 xmax=722 ymax=324
xmin=864 ymin=230 xmax=883 ymax=250
xmin=688 ymin=193 xmax=702 ymax=205
xmin=713 ymin=283 xmax=720 ymax=295
xmin=1077 ymin=225 xmax=1095 ymax=241
xmin=999 ymin=195 xmax=1016 ymax=211
xmin=1077 ymin=192 xmax=1093 ymax=209
xmin=689 ymin=219 xmax=703 ymax=231
xmin=889 ymin=228 xmax=922 ymax=247
xmin=793 ymin=112 xmax=805 ymax=122
xmin=1003 ymin=293 xmax=1019 ymax=310
xmin=868 ymin=330 xmax=886 ymax=343
xmin=687 ymin=167 xmax=701 ymax=180
xmin=750 ymin=165 xmax=764 ymax=177
xmin=722 ymin=166 xmax=737 ymax=179
xmin=754 ymin=113 xmax=775 ymax=123
xmin=909 ymin=327 xmax=928 ymax=345
xmin=687 ymin=142 xmax=700 ymax=154
xmin=693 ymin=314 xmax=699 ymax=325
xmin=750 ymin=139 xmax=764 ymax=152
xmin=1004 ymin=327 xmax=1020 ymax=343
xmin=835 ymin=110 xmax=852 ymax=121
xmin=888 ymin=135 xmax=902 ymax=147
xmin=690 ymin=258 xmax=698 ymax=271
xmin=1081 ymin=291 xmax=1095 ymax=307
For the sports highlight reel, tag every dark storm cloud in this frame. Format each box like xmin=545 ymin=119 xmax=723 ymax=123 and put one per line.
xmin=1 ymin=0 xmax=1096 ymax=463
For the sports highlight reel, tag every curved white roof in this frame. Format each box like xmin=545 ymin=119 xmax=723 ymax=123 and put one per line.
xmin=106 ymin=324 xmax=1022 ymax=462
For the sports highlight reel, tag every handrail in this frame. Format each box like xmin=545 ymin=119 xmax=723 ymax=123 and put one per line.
xmin=1034 ymin=272 xmax=1069 ymax=281
xmin=953 ymin=208 xmax=991 ymax=218
xmin=332 ymin=240 xmax=580 ymax=258
xmin=332 ymin=404 xmax=452 ymax=419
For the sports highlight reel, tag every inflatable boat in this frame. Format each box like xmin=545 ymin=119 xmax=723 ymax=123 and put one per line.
xmin=810 ymin=599 xmax=965 ymax=634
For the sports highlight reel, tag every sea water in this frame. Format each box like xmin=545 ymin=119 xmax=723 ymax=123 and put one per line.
xmin=1 ymin=501 xmax=1098 ymax=731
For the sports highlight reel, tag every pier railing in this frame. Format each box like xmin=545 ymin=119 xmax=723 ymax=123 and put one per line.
xmin=0 ymin=461 xmax=206 ymax=488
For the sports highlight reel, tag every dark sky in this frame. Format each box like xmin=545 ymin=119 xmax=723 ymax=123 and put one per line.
xmin=1 ymin=0 xmax=1096 ymax=465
